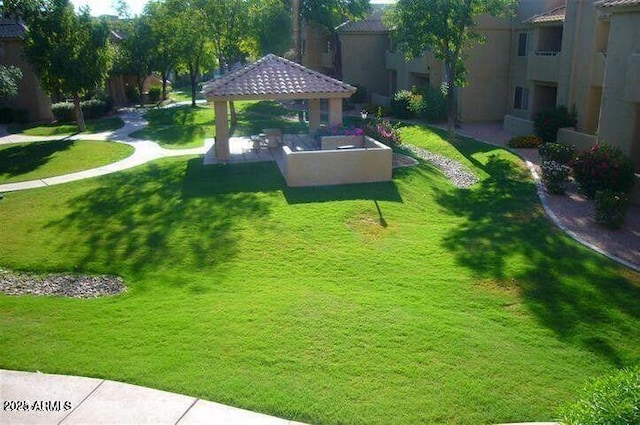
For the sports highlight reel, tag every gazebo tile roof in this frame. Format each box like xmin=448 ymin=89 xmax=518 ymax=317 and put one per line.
xmin=202 ymin=54 xmax=356 ymax=100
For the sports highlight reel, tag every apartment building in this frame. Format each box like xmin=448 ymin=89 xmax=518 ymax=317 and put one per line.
xmin=0 ymin=18 xmax=52 ymax=122
xmin=505 ymin=0 xmax=640 ymax=172
xmin=332 ymin=0 xmax=639 ymax=170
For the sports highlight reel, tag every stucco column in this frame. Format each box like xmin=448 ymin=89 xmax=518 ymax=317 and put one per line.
xmin=328 ymin=98 xmax=343 ymax=126
xmin=214 ymin=101 xmax=230 ymax=161
xmin=308 ymin=99 xmax=321 ymax=133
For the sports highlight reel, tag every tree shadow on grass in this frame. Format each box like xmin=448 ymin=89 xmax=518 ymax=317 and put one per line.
xmin=283 ymin=181 xmax=403 ymax=205
xmin=0 ymin=139 xmax=73 ymax=178
xmin=45 ymin=159 xmax=278 ymax=286
xmin=435 ymin=154 xmax=640 ymax=366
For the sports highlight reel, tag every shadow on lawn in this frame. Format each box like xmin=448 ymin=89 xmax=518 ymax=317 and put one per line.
xmin=0 ymin=139 xmax=73 ymax=178
xmin=435 ymin=154 xmax=640 ymax=366
xmin=46 ymin=159 xmax=278 ymax=281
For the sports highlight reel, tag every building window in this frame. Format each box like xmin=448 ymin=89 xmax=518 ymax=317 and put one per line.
xmin=517 ymin=32 xmax=528 ymax=57
xmin=514 ymin=86 xmax=529 ymax=110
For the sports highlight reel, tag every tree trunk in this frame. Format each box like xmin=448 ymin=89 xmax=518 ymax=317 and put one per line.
xmin=161 ymin=69 xmax=169 ymax=101
xmin=73 ymin=93 xmax=86 ymax=132
xmin=292 ymin=0 xmax=301 ymax=64
xmin=189 ymin=65 xmax=197 ymax=108
xmin=230 ymin=101 xmax=237 ymax=126
xmin=445 ymin=62 xmax=457 ymax=142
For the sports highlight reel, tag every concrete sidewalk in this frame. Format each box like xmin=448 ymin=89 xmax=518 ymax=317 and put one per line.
xmin=0 ymin=109 xmax=206 ymax=193
xmin=0 ymin=369 xmax=306 ymax=425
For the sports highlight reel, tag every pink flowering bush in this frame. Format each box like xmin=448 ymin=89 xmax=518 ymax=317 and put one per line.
xmin=314 ymin=124 xmax=365 ymax=139
xmin=365 ymin=119 xmax=402 ymax=147
xmin=571 ymin=144 xmax=635 ymax=198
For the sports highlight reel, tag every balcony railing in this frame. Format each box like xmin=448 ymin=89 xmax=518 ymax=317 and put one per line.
xmin=527 ymin=52 xmax=561 ymax=82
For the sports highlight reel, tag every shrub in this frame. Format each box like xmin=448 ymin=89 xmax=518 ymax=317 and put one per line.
xmin=148 ymin=86 xmax=162 ymax=103
xmin=409 ymin=85 xmax=447 ymax=122
xmin=0 ymin=107 xmax=29 ymax=124
xmin=560 ymin=366 xmax=640 ymax=425
xmin=539 ymin=142 xmax=575 ymax=165
xmin=51 ymin=102 xmax=76 ymax=122
xmin=541 ymin=160 xmax=571 ymax=194
xmin=533 ymin=105 xmax=577 ymax=143
xmin=572 ymin=144 xmax=636 ymax=198
xmin=365 ymin=119 xmax=402 ymax=147
xmin=508 ymin=135 xmax=544 ymax=148
xmin=81 ymin=99 xmax=110 ymax=120
xmin=390 ymin=90 xmax=415 ymax=119
xmin=594 ymin=190 xmax=631 ymax=229
xmin=350 ymin=84 xmax=368 ymax=103
xmin=125 ymin=85 xmax=140 ymax=104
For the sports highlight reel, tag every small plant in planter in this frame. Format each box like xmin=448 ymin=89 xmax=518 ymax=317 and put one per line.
xmin=594 ymin=190 xmax=631 ymax=229
xmin=539 ymin=142 xmax=575 ymax=166
xmin=572 ymin=143 xmax=635 ymax=198
xmin=541 ymin=160 xmax=571 ymax=194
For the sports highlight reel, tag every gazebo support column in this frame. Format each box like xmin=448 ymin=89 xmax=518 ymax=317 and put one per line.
xmin=328 ymin=98 xmax=343 ymax=126
xmin=308 ymin=99 xmax=321 ymax=133
xmin=214 ymin=101 xmax=230 ymax=161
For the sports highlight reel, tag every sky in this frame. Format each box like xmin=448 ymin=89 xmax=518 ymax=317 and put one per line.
xmin=71 ymin=0 xmax=395 ymax=17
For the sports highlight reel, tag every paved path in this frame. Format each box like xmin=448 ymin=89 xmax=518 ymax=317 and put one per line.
xmin=0 ymin=109 xmax=206 ymax=193
xmin=0 ymin=369 xmax=305 ymax=425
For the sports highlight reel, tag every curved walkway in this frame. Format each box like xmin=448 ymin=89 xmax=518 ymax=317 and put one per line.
xmin=0 ymin=109 xmax=206 ymax=193
xmin=0 ymin=369 xmax=306 ymax=425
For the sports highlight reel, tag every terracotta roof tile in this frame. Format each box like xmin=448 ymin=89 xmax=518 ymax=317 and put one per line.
xmin=336 ymin=13 xmax=388 ymax=34
xmin=202 ymin=54 xmax=356 ymax=100
xmin=524 ymin=5 xmax=566 ymax=24
xmin=595 ymin=0 xmax=640 ymax=8
xmin=0 ymin=18 xmax=27 ymax=39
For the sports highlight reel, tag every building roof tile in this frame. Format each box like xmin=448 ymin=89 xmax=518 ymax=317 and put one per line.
xmin=336 ymin=13 xmax=388 ymax=34
xmin=0 ymin=18 xmax=27 ymax=39
xmin=524 ymin=5 xmax=566 ymax=24
xmin=202 ymin=54 xmax=356 ymax=100
xmin=595 ymin=0 xmax=640 ymax=8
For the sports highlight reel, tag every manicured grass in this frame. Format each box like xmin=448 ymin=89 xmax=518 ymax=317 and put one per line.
xmin=130 ymin=105 xmax=214 ymax=149
xmin=8 ymin=117 xmax=125 ymax=137
xmin=1 ymin=124 xmax=638 ymax=424
xmin=0 ymin=140 xmax=134 ymax=184
xmin=169 ymin=86 xmax=205 ymax=103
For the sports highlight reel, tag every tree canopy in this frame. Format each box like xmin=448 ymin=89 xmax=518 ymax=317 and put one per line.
xmin=388 ymin=0 xmax=516 ymax=140
xmin=24 ymin=0 xmax=113 ymax=130
xmin=0 ymin=65 xmax=22 ymax=100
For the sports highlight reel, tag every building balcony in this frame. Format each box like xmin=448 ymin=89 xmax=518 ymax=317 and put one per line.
xmin=527 ymin=51 xmax=561 ymax=83
xmin=590 ymin=52 xmax=606 ymax=87
xmin=386 ymin=51 xmax=427 ymax=73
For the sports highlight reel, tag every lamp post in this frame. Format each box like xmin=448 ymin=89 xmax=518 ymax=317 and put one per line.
xmin=360 ymin=110 xmax=369 ymax=150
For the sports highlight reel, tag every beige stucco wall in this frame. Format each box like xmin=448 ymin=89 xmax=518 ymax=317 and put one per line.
xmin=283 ymin=137 xmax=392 ymax=187
xmin=557 ymin=127 xmax=597 ymax=151
xmin=597 ymin=9 xmax=640 ymax=168
xmin=320 ymin=135 xmax=364 ymax=150
xmin=504 ymin=114 xmax=534 ymax=135
xmin=459 ymin=15 xmax=512 ymax=122
xmin=0 ymin=39 xmax=52 ymax=122
xmin=338 ymin=32 xmax=390 ymax=96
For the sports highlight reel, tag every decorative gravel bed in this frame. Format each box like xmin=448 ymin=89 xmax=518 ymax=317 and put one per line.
xmin=0 ymin=269 xmax=126 ymax=298
xmin=404 ymin=144 xmax=479 ymax=189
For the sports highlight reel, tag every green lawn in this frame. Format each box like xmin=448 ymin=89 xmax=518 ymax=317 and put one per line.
xmin=0 ymin=140 xmax=134 ymax=184
xmin=0 ymin=124 xmax=638 ymax=424
xmin=130 ymin=105 xmax=214 ymax=149
xmin=8 ymin=117 xmax=125 ymax=137
xmin=169 ymin=86 xmax=205 ymax=103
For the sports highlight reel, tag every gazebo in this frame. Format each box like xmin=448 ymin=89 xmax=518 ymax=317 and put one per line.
xmin=201 ymin=54 xmax=356 ymax=161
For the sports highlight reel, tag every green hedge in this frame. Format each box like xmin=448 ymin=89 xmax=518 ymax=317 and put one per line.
xmin=51 ymin=100 xmax=111 ymax=122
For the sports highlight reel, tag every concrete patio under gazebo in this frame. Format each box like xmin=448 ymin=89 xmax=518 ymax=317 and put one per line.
xmin=201 ymin=54 xmax=356 ymax=162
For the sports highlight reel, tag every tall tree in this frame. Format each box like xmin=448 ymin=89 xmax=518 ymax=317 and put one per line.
xmin=246 ymin=0 xmax=291 ymax=58
xmin=389 ymin=0 xmax=515 ymax=141
xmin=24 ymin=0 xmax=113 ymax=130
xmin=120 ymin=15 xmax=155 ymax=102
xmin=145 ymin=0 xmax=178 ymax=101
xmin=166 ymin=0 xmax=215 ymax=107
xmin=0 ymin=0 xmax=47 ymax=23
